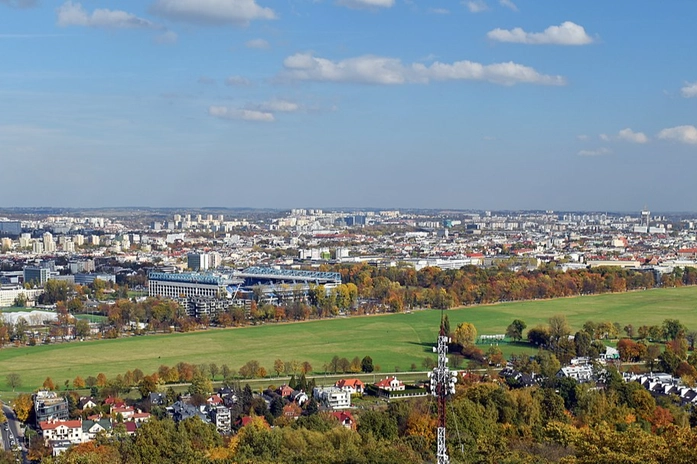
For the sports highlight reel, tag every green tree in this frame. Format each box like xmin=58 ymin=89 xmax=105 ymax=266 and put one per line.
xmin=442 ymin=314 xmax=451 ymax=336
xmin=13 ymin=293 xmax=27 ymax=308
xmin=549 ymin=314 xmax=571 ymax=346
xmin=361 ymin=356 xmax=374 ymax=373
xmin=664 ymin=319 xmax=687 ymax=341
xmin=208 ymin=363 xmax=219 ymax=380
xmin=188 ymin=373 xmax=212 ymax=397
xmin=505 ymin=319 xmax=527 ymax=342
xmin=75 ymin=319 xmax=91 ymax=338
xmin=527 ymin=325 xmax=550 ymax=346
xmin=5 ymin=373 xmax=21 ymax=392
xmin=139 ymin=375 xmax=159 ymax=398
xmin=574 ymin=331 xmax=592 ymax=357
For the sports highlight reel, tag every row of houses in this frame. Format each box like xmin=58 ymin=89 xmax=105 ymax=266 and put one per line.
xmin=623 ymin=372 xmax=697 ymax=404
xmin=37 ymin=395 xmax=151 ymax=456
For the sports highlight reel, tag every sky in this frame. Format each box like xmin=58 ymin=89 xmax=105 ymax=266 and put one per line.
xmin=1 ymin=0 xmax=696 ymax=211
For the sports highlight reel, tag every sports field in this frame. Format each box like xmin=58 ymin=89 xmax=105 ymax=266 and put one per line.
xmin=1 ymin=286 xmax=696 ymax=393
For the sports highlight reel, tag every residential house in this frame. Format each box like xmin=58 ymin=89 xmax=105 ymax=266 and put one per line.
xmin=39 ymin=420 xmax=85 ymax=445
xmin=335 ymin=379 xmax=365 ymax=395
xmin=131 ymin=412 xmax=151 ymax=424
xmin=82 ymin=419 xmax=112 ymax=440
xmin=282 ymin=403 xmax=302 ymax=420
xmin=374 ymin=376 xmax=405 ymax=392
xmin=50 ymin=440 xmax=72 ymax=457
xmin=290 ymin=390 xmax=308 ymax=406
xmin=78 ymin=397 xmax=98 ymax=411
xmin=557 ymin=365 xmax=594 ymax=382
xmin=277 ymin=384 xmax=294 ymax=398
xmin=331 ymin=411 xmax=356 ymax=430
xmin=168 ymin=401 xmax=207 ymax=422
xmin=207 ymin=394 xmax=224 ymax=407
xmin=111 ymin=405 xmax=135 ymax=420
xmin=313 ymin=387 xmax=351 ymax=409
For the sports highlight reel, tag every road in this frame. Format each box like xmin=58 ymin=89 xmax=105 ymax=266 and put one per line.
xmin=2 ymin=403 xmax=27 ymax=463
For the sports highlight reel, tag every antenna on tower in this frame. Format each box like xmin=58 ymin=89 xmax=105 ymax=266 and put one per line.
xmin=429 ymin=309 xmax=457 ymax=464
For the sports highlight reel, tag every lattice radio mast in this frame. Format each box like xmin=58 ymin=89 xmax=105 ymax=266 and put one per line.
xmin=429 ymin=312 xmax=458 ymax=464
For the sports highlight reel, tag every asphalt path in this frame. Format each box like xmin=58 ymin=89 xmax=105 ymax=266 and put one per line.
xmin=2 ymin=403 xmax=26 ymax=462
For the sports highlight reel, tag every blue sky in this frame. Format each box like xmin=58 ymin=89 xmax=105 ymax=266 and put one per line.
xmin=1 ymin=0 xmax=696 ymax=211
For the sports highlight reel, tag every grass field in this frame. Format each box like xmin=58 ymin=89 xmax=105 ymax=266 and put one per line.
xmin=1 ymin=286 xmax=696 ymax=393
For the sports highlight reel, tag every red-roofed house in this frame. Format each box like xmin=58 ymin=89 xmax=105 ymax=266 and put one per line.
xmin=207 ymin=394 xmax=223 ymax=406
xmin=374 ymin=377 xmax=405 ymax=392
xmin=277 ymin=384 xmax=294 ymax=398
xmin=282 ymin=403 xmax=302 ymax=420
xmin=331 ymin=411 xmax=356 ymax=430
xmin=678 ymin=248 xmax=697 ymax=259
xmin=335 ymin=379 xmax=365 ymax=395
xmin=111 ymin=406 xmax=135 ymax=420
xmin=124 ymin=422 xmax=138 ymax=435
xmin=375 ymin=377 xmax=406 ymax=391
xmin=39 ymin=420 xmax=85 ymax=444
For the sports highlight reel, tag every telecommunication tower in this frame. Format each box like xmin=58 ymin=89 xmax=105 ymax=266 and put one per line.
xmin=429 ymin=316 xmax=458 ymax=464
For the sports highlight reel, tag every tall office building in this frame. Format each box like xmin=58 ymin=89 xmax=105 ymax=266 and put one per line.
xmin=187 ymin=253 xmax=210 ymax=271
xmin=24 ymin=266 xmax=50 ymax=286
xmin=0 ymin=221 xmax=21 ymax=237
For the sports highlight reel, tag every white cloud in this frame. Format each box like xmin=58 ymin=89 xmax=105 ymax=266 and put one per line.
xmin=600 ymin=128 xmax=648 ymax=143
xmin=499 ymin=0 xmax=517 ymax=11
xmin=336 ymin=0 xmax=394 ymax=9
xmin=250 ymin=99 xmax=300 ymax=113
xmin=576 ymin=134 xmax=589 ymax=141
xmin=225 ymin=75 xmax=251 ymax=86
xmin=487 ymin=21 xmax=594 ymax=45
xmin=57 ymin=1 xmax=159 ymax=29
xmin=0 ymin=0 xmax=37 ymax=8
xmin=281 ymin=53 xmax=566 ymax=86
xmin=681 ymin=81 xmax=697 ymax=98
xmin=209 ymin=106 xmax=274 ymax=122
xmin=658 ymin=125 xmax=697 ymax=145
xmin=245 ymin=38 xmax=270 ymax=49
xmin=578 ymin=147 xmax=611 ymax=157
xmin=197 ymin=76 xmax=216 ymax=85
xmin=155 ymin=30 xmax=178 ymax=44
xmin=617 ymin=128 xmax=648 ymax=144
xmin=465 ymin=0 xmax=487 ymax=13
xmin=428 ymin=8 xmax=450 ymax=14
xmin=150 ymin=0 xmax=276 ymax=25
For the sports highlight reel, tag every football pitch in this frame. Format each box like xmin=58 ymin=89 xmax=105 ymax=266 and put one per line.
xmin=1 ymin=286 xmax=696 ymax=393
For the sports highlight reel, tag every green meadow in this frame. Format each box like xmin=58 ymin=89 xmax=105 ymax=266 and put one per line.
xmin=1 ymin=286 xmax=696 ymax=393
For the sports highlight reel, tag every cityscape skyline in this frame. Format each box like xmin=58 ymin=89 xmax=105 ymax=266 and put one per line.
xmin=1 ymin=1 xmax=696 ymax=210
